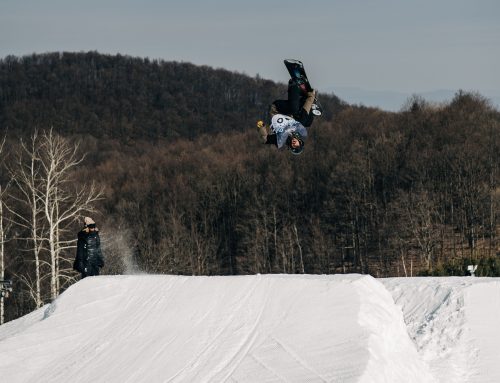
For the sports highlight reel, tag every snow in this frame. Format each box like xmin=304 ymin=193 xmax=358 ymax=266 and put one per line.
xmin=0 ymin=274 xmax=498 ymax=382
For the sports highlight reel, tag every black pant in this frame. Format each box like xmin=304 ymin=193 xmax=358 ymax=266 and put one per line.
xmin=272 ymin=80 xmax=314 ymax=127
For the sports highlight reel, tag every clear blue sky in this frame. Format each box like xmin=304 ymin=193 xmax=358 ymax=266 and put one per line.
xmin=1 ymin=0 xmax=499 ymax=101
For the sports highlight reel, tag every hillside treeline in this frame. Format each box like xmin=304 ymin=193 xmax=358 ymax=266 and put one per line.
xmin=92 ymin=93 xmax=499 ymax=279
xmin=0 ymin=52 xmax=499 ymax=322
xmin=0 ymin=52 xmax=344 ymax=140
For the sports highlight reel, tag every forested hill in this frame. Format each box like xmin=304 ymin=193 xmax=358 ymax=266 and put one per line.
xmin=0 ymin=51 xmax=345 ymax=140
xmin=1 ymin=51 xmax=500 ymax=324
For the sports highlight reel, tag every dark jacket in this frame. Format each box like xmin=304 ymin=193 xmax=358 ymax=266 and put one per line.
xmin=73 ymin=228 xmax=104 ymax=278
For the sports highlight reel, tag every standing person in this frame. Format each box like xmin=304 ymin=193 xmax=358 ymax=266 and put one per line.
xmin=73 ymin=217 xmax=104 ymax=278
xmin=256 ymin=80 xmax=317 ymax=155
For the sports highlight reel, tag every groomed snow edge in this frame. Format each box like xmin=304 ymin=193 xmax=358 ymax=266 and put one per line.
xmin=0 ymin=274 xmax=499 ymax=382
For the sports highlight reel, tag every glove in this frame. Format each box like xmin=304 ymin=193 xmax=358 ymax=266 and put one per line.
xmin=256 ymin=120 xmax=268 ymax=143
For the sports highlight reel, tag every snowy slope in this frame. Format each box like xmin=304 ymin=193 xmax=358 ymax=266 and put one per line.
xmin=0 ymin=274 xmax=498 ymax=383
xmin=383 ymin=277 xmax=500 ymax=383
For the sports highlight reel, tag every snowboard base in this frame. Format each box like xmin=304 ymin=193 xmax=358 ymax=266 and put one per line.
xmin=284 ymin=59 xmax=322 ymax=116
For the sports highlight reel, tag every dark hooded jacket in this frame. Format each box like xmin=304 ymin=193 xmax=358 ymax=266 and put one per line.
xmin=73 ymin=227 xmax=104 ymax=278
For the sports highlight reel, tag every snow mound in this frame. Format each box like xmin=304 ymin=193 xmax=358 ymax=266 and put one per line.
xmin=0 ymin=274 xmax=433 ymax=383
xmin=382 ymin=277 xmax=500 ymax=383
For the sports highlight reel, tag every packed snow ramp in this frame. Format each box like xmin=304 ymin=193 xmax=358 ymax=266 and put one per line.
xmin=0 ymin=274 xmax=499 ymax=382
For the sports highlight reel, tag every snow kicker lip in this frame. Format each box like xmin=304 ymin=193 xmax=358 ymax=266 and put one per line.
xmin=6 ymin=274 xmax=500 ymax=382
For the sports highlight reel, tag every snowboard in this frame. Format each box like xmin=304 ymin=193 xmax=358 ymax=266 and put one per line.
xmin=284 ymin=59 xmax=322 ymax=116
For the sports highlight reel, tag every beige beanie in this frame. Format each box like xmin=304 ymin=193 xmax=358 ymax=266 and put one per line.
xmin=84 ymin=217 xmax=95 ymax=226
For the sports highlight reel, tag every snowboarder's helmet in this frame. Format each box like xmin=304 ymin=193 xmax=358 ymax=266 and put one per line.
xmin=287 ymin=132 xmax=305 ymax=155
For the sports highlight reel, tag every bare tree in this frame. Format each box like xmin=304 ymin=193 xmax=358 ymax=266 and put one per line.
xmin=38 ymin=129 xmax=103 ymax=299
xmin=7 ymin=131 xmax=46 ymax=308
xmin=403 ymin=190 xmax=442 ymax=271
xmin=0 ymin=135 xmax=10 ymax=323
xmin=292 ymin=223 xmax=305 ymax=274
xmin=0 ymin=195 xmax=5 ymax=324
xmin=8 ymin=129 xmax=103 ymax=303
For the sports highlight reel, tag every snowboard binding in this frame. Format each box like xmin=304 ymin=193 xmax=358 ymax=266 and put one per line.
xmin=311 ymin=102 xmax=322 ymax=116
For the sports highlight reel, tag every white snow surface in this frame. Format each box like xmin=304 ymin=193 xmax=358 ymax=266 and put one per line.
xmin=0 ymin=274 xmax=498 ymax=383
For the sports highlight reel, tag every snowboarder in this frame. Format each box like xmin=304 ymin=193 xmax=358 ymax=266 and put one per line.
xmin=256 ymin=113 xmax=309 ymax=155
xmin=256 ymin=85 xmax=316 ymax=155
xmin=73 ymin=217 xmax=104 ymax=279
xmin=256 ymin=60 xmax=318 ymax=155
